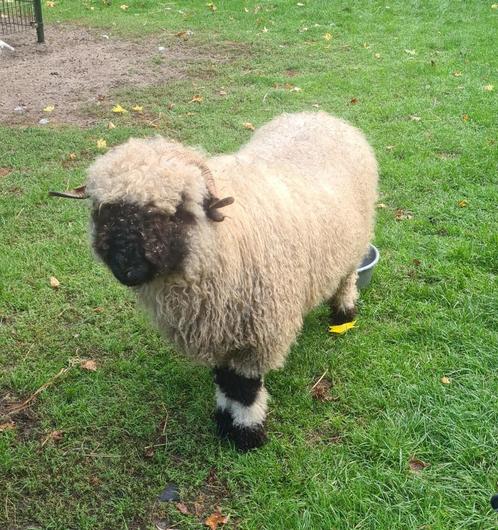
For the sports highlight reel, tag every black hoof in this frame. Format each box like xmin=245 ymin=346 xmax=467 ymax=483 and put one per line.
xmin=214 ymin=408 xmax=233 ymax=439
xmin=330 ymin=306 xmax=357 ymax=326
xmin=230 ymin=424 xmax=268 ymax=452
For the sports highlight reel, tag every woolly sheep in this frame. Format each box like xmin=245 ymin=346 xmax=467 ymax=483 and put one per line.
xmin=51 ymin=112 xmax=378 ymax=451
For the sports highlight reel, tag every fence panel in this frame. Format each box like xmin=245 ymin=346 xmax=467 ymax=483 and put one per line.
xmin=0 ymin=0 xmax=44 ymax=43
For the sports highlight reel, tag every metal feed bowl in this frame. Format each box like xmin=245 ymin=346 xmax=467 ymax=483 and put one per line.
xmin=356 ymin=244 xmax=380 ymax=289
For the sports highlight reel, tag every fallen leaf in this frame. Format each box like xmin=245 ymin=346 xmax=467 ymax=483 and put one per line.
xmin=0 ymin=167 xmax=12 ymax=177
xmin=219 ymin=90 xmax=227 ymax=96
xmin=323 ymin=33 xmax=332 ymax=41
xmin=462 ymin=114 xmax=469 ymax=122
xmin=312 ymin=103 xmax=320 ymax=108
xmin=43 ymin=105 xmax=55 ymax=113
xmin=80 ymin=360 xmax=97 ymax=372
xmin=441 ymin=376 xmax=451 ymax=385
xmin=66 ymin=152 xmax=77 ymax=161
xmin=205 ymin=510 xmax=228 ymax=530
xmin=409 ymin=457 xmax=429 ymax=473
xmin=457 ymin=199 xmax=468 ymax=208
xmin=207 ymin=2 xmax=217 ymax=12
xmin=190 ymin=95 xmax=204 ymax=103
xmin=311 ymin=377 xmax=333 ymax=402
xmin=176 ymin=502 xmax=189 ymax=515
xmin=404 ymin=49 xmax=416 ymax=55
xmin=374 ymin=52 xmax=381 ymax=59
xmin=107 ymin=121 xmax=116 ymax=129
xmin=96 ymin=138 xmax=107 ymax=150
xmin=290 ymin=86 xmax=302 ymax=92
xmin=493 ymin=3 xmax=498 ymax=8
xmin=120 ymin=4 xmax=128 ymax=10
xmin=0 ymin=421 xmax=15 ymax=432
xmin=452 ymin=71 xmax=462 ymax=77
xmin=46 ymin=1 xmax=55 ymax=7
xmin=167 ymin=102 xmax=175 ymax=110
xmin=410 ymin=115 xmax=421 ymax=121
xmin=376 ymin=203 xmax=387 ymax=209
xmin=131 ymin=105 xmax=143 ymax=112
xmin=483 ymin=84 xmax=494 ymax=91
xmin=386 ymin=145 xmax=395 ymax=150
xmin=49 ymin=276 xmax=60 ymax=289
xmin=93 ymin=307 xmax=104 ymax=313
xmin=350 ymin=97 xmax=359 ymax=105
xmin=329 ymin=320 xmax=356 ymax=334
xmin=41 ymin=430 xmax=63 ymax=446
xmin=297 ymin=2 xmax=305 ymax=5
xmin=412 ymin=258 xmax=421 ymax=267
xmin=243 ymin=122 xmax=255 ymax=131
xmin=363 ymin=42 xmax=370 ymax=49
xmin=394 ymin=208 xmax=414 ymax=220
xmin=112 ymin=104 xmax=128 ymax=114
xmin=262 ymin=26 xmax=268 ymax=33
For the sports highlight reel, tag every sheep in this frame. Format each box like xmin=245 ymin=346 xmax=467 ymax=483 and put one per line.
xmin=50 ymin=111 xmax=378 ymax=451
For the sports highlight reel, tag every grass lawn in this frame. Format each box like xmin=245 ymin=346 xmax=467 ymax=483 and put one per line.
xmin=1 ymin=1 xmax=497 ymax=528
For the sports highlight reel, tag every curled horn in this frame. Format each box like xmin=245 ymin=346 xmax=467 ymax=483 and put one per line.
xmin=48 ymin=185 xmax=89 ymax=200
xmin=195 ymin=161 xmax=234 ymax=222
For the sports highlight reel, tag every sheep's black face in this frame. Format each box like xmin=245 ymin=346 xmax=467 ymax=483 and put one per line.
xmin=92 ymin=201 xmax=193 ymax=287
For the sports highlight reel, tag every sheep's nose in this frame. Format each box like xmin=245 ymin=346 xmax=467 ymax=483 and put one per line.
xmin=125 ymin=268 xmax=146 ymax=285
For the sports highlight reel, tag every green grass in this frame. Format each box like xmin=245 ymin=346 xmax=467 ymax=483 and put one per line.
xmin=1 ymin=1 xmax=497 ymax=529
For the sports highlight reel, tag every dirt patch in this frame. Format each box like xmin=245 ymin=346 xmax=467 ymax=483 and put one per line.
xmin=0 ymin=24 xmax=227 ymax=126
xmin=0 ymin=392 xmax=39 ymax=441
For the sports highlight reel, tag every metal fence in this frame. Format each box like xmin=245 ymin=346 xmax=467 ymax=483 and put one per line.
xmin=0 ymin=0 xmax=44 ymax=42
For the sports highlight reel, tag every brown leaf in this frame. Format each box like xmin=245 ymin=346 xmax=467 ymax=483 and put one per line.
xmin=440 ymin=376 xmax=451 ymax=385
xmin=144 ymin=446 xmax=155 ymax=458
xmin=191 ymin=95 xmax=204 ymax=103
xmin=457 ymin=199 xmax=468 ymax=208
xmin=0 ymin=421 xmax=15 ymax=432
xmin=462 ymin=114 xmax=469 ymax=122
xmin=243 ymin=122 xmax=255 ymax=131
xmin=409 ymin=457 xmax=429 ymax=473
xmin=41 ymin=430 xmax=63 ymax=447
xmin=49 ymin=276 xmax=60 ymax=289
xmin=311 ymin=377 xmax=334 ymax=402
xmin=176 ymin=502 xmax=190 ymax=515
xmin=350 ymin=97 xmax=359 ymax=105
xmin=412 ymin=259 xmax=421 ymax=267
xmin=394 ymin=208 xmax=414 ymax=221
xmin=0 ymin=167 xmax=13 ymax=177
xmin=205 ymin=510 xmax=228 ymax=530
xmin=80 ymin=359 xmax=97 ymax=371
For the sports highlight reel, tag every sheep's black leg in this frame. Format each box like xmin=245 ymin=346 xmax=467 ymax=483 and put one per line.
xmin=213 ymin=367 xmax=268 ymax=452
xmin=329 ymin=272 xmax=358 ymax=325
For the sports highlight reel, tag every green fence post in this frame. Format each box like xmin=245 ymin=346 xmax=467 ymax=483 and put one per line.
xmin=33 ymin=0 xmax=44 ymax=43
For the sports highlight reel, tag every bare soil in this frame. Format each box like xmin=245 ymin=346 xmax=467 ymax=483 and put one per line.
xmin=0 ymin=24 xmax=223 ymax=125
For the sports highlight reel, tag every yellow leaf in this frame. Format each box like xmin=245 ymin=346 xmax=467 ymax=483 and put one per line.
xmin=96 ymin=138 xmax=107 ymax=150
xmin=131 ymin=105 xmax=143 ymax=112
xmin=492 ymin=3 xmax=498 ymax=8
xmin=120 ymin=4 xmax=128 ymax=10
xmin=374 ymin=53 xmax=381 ymax=59
xmin=207 ymin=2 xmax=217 ymax=11
xmin=67 ymin=152 xmax=77 ymax=160
xmin=441 ymin=376 xmax=451 ymax=385
xmin=452 ymin=71 xmax=462 ymax=77
xmin=49 ymin=276 xmax=60 ymax=289
xmin=190 ymin=95 xmax=204 ymax=103
xmin=457 ymin=199 xmax=468 ymax=208
xmin=462 ymin=114 xmax=469 ymax=122
xmin=243 ymin=122 xmax=255 ymax=131
xmin=112 ymin=104 xmax=128 ymax=114
xmin=297 ymin=2 xmax=305 ymax=5
xmin=262 ymin=26 xmax=268 ymax=33
xmin=386 ymin=145 xmax=395 ymax=150
xmin=80 ymin=360 xmax=98 ymax=372
xmin=410 ymin=115 xmax=421 ymax=121
xmin=43 ymin=105 xmax=55 ymax=113
xmin=323 ymin=33 xmax=333 ymax=41
xmin=46 ymin=1 xmax=55 ymax=7
xmin=205 ymin=510 xmax=228 ymax=530
xmin=107 ymin=121 xmax=116 ymax=129
xmin=484 ymin=84 xmax=494 ymax=91
xmin=376 ymin=203 xmax=387 ymax=209
xmin=404 ymin=49 xmax=416 ymax=55
xmin=329 ymin=320 xmax=356 ymax=334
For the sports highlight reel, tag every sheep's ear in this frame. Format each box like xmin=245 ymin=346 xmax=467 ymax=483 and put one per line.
xmin=48 ymin=185 xmax=89 ymax=199
xmin=205 ymin=195 xmax=235 ymax=222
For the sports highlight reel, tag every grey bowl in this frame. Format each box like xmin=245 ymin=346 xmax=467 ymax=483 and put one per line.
xmin=356 ymin=244 xmax=380 ymax=289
